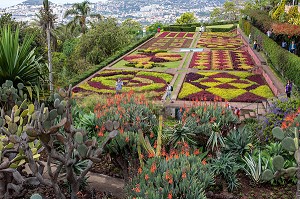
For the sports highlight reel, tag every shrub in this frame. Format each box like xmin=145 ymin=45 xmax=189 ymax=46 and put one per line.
xmin=127 ymin=152 xmax=214 ymax=199
xmin=211 ymin=153 xmax=241 ymax=192
xmin=271 ymin=0 xmax=287 ymax=20
xmin=239 ymin=19 xmax=300 ymax=88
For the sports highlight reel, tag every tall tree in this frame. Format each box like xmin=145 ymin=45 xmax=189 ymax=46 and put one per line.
xmin=176 ymin=12 xmax=197 ymax=24
xmin=64 ymin=1 xmax=91 ymax=34
xmin=36 ymin=0 xmax=56 ymax=93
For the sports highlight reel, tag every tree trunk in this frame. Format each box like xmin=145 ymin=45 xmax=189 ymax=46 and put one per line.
xmin=46 ymin=23 xmax=53 ymax=93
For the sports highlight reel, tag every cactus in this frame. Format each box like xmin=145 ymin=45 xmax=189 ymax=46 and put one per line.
xmin=0 ymin=85 xmax=118 ymax=199
xmin=273 ymin=155 xmax=285 ymax=171
xmin=268 ymin=126 xmax=300 ymax=198
xmin=261 ymin=169 xmax=274 ymax=181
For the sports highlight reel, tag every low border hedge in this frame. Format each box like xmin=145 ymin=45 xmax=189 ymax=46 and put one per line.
xmin=206 ymin=25 xmax=237 ymax=32
xmin=68 ymin=33 xmax=155 ymax=87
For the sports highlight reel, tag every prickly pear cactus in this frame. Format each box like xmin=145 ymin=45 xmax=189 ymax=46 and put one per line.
xmin=261 ymin=126 xmax=299 ymax=185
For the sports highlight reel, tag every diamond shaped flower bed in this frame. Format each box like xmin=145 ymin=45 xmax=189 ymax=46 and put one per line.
xmin=178 ymin=71 xmax=274 ymax=102
xmin=73 ymin=70 xmax=173 ymax=99
xmin=121 ymin=50 xmax=183 ymax=69
xmin=189 ymin=50 xmax=254 ymax=71
xmin=157 ymin=31 xmax=195 ymax=38
xmin=197 ymin=32 xmax=244 ymax=49
xmin=140 ymin=38 xmax=193 ymax=50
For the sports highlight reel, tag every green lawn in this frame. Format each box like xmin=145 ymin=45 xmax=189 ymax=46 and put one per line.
xmin=206 ymin=24 xmax=234 ymax=28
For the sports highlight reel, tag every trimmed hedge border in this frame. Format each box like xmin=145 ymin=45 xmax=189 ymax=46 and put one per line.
xmin=206 ymin=25 xmax=237 ymax=32
xmin=69 ymin=33 xmax=155 ymax=87
xmin=239 ymin=19 xmax=300 ymax=88
xmin=163 ymin=21 xmax=238 ymax=32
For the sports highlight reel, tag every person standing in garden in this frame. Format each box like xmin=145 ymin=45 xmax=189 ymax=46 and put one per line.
xmin=289 ymin=41 xmax=296 ymax=54
xmin=165 ymin=82 xmax=174 ymax=103
xmin=116 ymin=78 xmax=123 ymax=94
xmin=285 ymin=80 xmax=292 ymax=98
xmin=281 ymin=40 xmax=287 ymax=49
xmin=253 ymin=40 xmax=258 ymax=50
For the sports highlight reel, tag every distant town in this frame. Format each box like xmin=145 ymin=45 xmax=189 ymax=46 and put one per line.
xmin=0 ymin=0 xmax=225 ymax=25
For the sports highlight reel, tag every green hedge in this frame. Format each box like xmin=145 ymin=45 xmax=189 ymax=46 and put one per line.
xmin=206 ymin=25 xmax=237 ymax=32
xmin=68 ymin=33 xmax=155 ymax=87
xmin=163 ymin=21 xmax=238 ymax=32
xmin=163 ymin=26 xmax=196 ymax=32
xmin=239 ymin=19 xmax=300 ymax=88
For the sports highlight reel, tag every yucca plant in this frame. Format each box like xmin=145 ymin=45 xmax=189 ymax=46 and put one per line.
xmin=243 ymin=152 xmax=262 ymax=184
xmin=0 ymin=26 xmax=45 ymax=87
xmin=207 ymin=122 xmax=225 ymax=153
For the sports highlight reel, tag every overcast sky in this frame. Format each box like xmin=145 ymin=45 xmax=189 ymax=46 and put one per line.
xmin=0 ymin=0 xmax=107 ymax=8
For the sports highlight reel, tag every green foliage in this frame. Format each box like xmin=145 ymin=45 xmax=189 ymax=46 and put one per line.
xmin=206 ymin=25 xmax=237 ymax=32
xmin=224 ymin=127 xmax=254 ymax=155
xmin=63 ymin=38 xmax=78 ymax=57
xmin=127 ymin=154 xmax=214 ymax=199
xmin=0 ymin=26 xmax=45 ymax=86
xmin=175 ymin=12 xmax=197 ymax=25
xmin=68 ymin=33 xmax=155 ymax=87
xmin=271 ymin=0 xmax=287 ymax=20
xmin=211 ymin=153 xmax=240 ymax=192
xmin=288 ymin=6 xmax=299 ymax=19
xmin=240 ymin=18 xmax=300 ymax=92
xmin=243 ymin=152 xmax=262 ymax=183
xmin=183 ymin=105 xmax=239 ymax=138
xmin=164 ymin=119 xmax=197 ymax=148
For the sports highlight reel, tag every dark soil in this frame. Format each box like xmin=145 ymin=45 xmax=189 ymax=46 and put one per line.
xmin=207 ymin=173 xmax=297 ymax=199
xmin=21 ymin=184 xmax=120 ymax=199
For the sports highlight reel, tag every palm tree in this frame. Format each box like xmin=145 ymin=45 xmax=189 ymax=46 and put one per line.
xmin=64 ymin=1 xmax=91 ymax=34
xmin=36 ymin=0 xmax=56 ymax=93
xmin=0 ymin=26 xmax=44 ymax=86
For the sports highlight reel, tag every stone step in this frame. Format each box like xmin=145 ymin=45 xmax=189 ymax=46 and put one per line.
xmin=249 ymin=111 xmax=256 ymax=117
xmin=244 ymin=113 xmax=250 ymax=119
xmin=239 ymin=115 xmax=245 ymax=121
xmin=258 ymin=109 xmax=266 ymax=115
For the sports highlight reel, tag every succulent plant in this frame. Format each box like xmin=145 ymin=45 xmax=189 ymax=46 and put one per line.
xmin=261 ymin=126 xmax=299 ymax=193
xmin=0 ymin=85 xmax=118 ymax=199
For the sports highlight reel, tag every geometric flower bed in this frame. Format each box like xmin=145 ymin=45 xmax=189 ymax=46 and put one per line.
xmin=197 ymin=32 xmax=244 ymax=50
xmin=178 ymin=71 xmax=274 ymax=102
xmin=189 ymin=50 xmax=254 ymax=70
xmin=72 ymin=70 xmax=173 ymax=99
xmin=123 ymin=50 xmax=183 ymax=69
xmin=158 ymin=31 xmax=195 ymax=38
xmin=140 ymin=38 xmax=193 ymax=50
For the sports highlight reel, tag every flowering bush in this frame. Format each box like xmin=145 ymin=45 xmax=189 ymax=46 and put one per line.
xmin=178 ymin=72 xmax=274 ymax=102
xmin=95 ymin=92 xmax=159 ymax=181
xmin=127 ymin=148 xmax=214 ymax=199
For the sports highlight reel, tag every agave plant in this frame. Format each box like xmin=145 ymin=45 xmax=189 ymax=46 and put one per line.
xmin=0 ymin=26 xmax=45 ymax=86
xmin=164 ymin=118 xmax=197 ymax=148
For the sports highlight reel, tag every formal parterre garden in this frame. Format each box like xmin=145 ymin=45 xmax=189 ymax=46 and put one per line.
xmin=140 ymin=38 xmax=193 ymax=50
xmin=1 ymin=25 xmax=300 ymax=199
xmin=178 ymin=71 xmax=274 ymax=102
xmin=189 ymin=50 xmax=255 ymax=70
xmin=112 ymin=49 xmax=184 ymax=69
xmin=158 ymin=31 xmax=195 ymax=38
xmin=73 ymin=69 xmax=173 ymax=99
xmin=197 ymin=32 xmax=244 ymax=49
